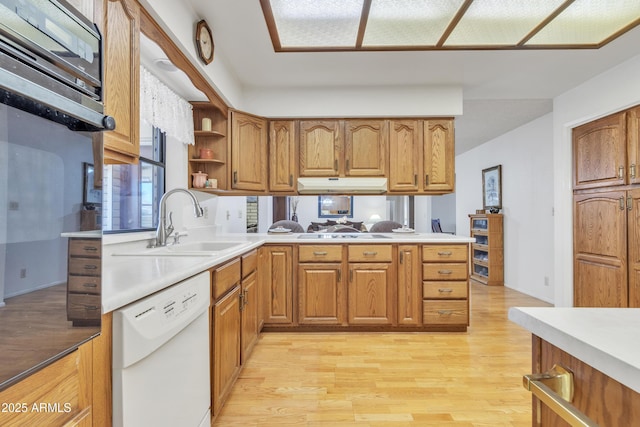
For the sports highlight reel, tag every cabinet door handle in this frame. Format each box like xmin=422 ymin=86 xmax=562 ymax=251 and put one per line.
xmin=239 ymin=292 xmax=244 ymax=311
xmin=620 ymin=196 xmax=625 ymax=210
xmin=438 ymin=269 xmax=453 ymax=275
xmin=313 ymin=251 xmax=328 ymax=256
xmin=438 ymin=251 xmax=452 ymax=256
xmin=244 ymin=289 xmax=249 ymax=307
xmin=233 ymin=170 xmax=238 ymax=184
xmin=414 ymin=174 xmax=417 ymax=186
xmin=628 ymin=195 xmax=633 ymax=211
xmin=349 ymin=269 xmax=353 ymax=282
xmin=363 ymin=251 xmax=378 ymax=256
xmin=334 ymin=159 xmax=338 ymax=171
xmin=523 ymin=364 xmax=597 ymax=427
xmin=438 ymin=288 xmax=453 ymax=293
xmin=346 ymin=159 xmax=350 ymax=171
xmin=337 ymin=270 xmax=341 ymax=282
xmin=619 ymin=165 xmax=625 ymax=179
xmin=400 ymin=251 xmax=404 ymax=264
xmin=631 ymin=164 xmax=637 ymax=180
xmin=289 ymin=174 xmax=293 ymax=186
xmin=425 ymin=174 xmax=429 ymax=186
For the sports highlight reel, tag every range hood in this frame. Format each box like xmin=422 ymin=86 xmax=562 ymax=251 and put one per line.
xmin=297 ymin=177 xmax=387 ymax=194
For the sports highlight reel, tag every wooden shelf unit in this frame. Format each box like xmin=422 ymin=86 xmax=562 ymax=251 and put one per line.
xmin=189 ymin=102 xmax=229 ymax=190
xmin=469 ymin=213 xmax=504 ymax=286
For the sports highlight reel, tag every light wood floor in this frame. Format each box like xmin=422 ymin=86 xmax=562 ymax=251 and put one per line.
xmin=214 ymin=283 xmax=552 ymax=426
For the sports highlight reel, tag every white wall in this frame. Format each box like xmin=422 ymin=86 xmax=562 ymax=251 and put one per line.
xmin=456 ymin=114 xmax=555 ymax=303
xmin=553 ymin=54 xmax=640 ymax=307
xmin=431 ymin=193 xmax=456 ymax=233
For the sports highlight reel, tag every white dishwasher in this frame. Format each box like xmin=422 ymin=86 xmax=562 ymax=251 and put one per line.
xmin=112 ymin=271 xmax=211 ymax=427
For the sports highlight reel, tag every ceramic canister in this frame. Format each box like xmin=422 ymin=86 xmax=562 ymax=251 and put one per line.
xmin=192 ymin=171 xmax=208 ymax=188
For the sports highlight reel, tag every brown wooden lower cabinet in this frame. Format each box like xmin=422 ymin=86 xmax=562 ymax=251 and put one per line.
xmin=298 ymin=263 xmax=345 ymax=325
xmin=348 ymin=262 xmax=394 ymax=325
xmin=212 ymin=286 xmax=241 ymax=416
xmin=262 ymin=245 xmax=294 ymax=324
xmin=531 ymin=336 xmax=640 ymax=426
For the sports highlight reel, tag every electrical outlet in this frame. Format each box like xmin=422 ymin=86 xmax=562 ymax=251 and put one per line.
xmin=9 ymin=201 xmax=19 ymax=210
xmin=20 ymin=268 xmax=26 ymax=278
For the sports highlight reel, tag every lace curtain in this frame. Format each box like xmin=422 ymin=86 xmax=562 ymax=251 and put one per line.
xmin=140 ymin=65 xmax=195 ymax=145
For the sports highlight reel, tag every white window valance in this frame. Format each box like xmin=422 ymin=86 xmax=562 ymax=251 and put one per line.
xmin=140 ymin=65 xmax=195 ymax=145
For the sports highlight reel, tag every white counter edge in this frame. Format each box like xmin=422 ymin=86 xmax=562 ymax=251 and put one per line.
xmin=509 ymin=307 xmax=640 ymax=394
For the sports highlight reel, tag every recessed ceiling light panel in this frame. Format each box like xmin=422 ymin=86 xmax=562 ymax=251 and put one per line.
xmin=526 ymin=0 xmax=640 ymax=46
xmin=445 ymin=0 xmax=565 ymax=46
xmin=363 ymin=0 xmax=465 ymax=47
xmin=271 ymin=0 xmax=364 ymax=47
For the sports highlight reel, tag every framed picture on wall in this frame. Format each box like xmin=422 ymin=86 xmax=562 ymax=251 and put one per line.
xmin=482 ymin=165 xmax=502 ymax=210
xmin=83 ymin=163 xmax=102 ymax=205
xmin=318 ymin=195 xmax=353 ymax=218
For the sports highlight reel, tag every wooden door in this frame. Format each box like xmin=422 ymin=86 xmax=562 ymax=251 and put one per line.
xmin=397 ymin=245 xmax=421 ymax=325
xmin=348 ymin=263 xmax=394 ymax=324
xmin=299 ymin=120 xmax=342 ymax=176
xmin=628 ymin=188 xmax=640 ymax=307
xmin=573 ymin=111 xmax=626 ymax=190
xmin=264 ymin=246 xmax=293 ymax=324
xmin=423 ymin=119 xmax=455 ymax=192
xmin=269 ymin=120 xmax=297 ymax=191
xmin=103 ymin=0 xmax=140 ymax=164
xmin=573 ymin=190 xmax=628 ymax=307
xmin=241 ymin=271 xmax=259 ymax=364
xmin=213 ymin=286 xmax=241 ymax=415
xmin=231 ymin=111 xmax=268 ymax=191
xmin=628 ymin=106 xmax=640 ymax=186
xmin=298 ymin=263 xmax=345 ymax=325
xmin=344 ymin=120 xmax=387 ymax=176
xmin=388 ymin=120 xmax=420 ymax=192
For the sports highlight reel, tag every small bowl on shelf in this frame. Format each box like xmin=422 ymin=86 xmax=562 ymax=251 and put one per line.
xmin=199 ymin=148 xmax=214 ymax=159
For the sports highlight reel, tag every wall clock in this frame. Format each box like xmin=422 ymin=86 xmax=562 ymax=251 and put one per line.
xmin=195 ymin=20 xmax=214 ymax=65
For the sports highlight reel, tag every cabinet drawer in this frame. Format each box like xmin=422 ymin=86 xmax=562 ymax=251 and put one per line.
xmin=423 ymin=300 xmax=468 ymax=325
xmin=242 ymin=250 xmax=257 ymax=278
xmin=68 ymin=275 xmax=102 ymax=294
xmin=69 ymin=239 xmax=101 ymax=257
xmin=348 ymin=245 xmax=392 ymax=262
xmin=68 ymin=257 xmax=101 ymax=276
xmin=213 ymin=258 xmax=241 ymax=300
xmin=422 ymin=245 xmax=467 ymax=262
xmin=423 ymin=262 xmax=467 ymax=281
xmin=299 ymin=245 xmax=343 ymax=262
xmin=423 ymin=281 xmax=468 ymax=299
xmin=67 ymin=294 xmax=101 ymax=320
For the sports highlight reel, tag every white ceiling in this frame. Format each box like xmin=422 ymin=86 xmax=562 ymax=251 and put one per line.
xmin=150 ymin=1 xmax=640 ymax=154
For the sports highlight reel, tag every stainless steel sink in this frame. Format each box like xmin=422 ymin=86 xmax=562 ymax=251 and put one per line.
xmin=113 ymin=241 xmax=250 ymax=257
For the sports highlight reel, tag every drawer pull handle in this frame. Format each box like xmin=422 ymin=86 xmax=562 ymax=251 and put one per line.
xmin=437 ymin=251 xmax=452 ymax=256
xmin=523 ymin=364 xmax=597 ymax=427
xmin=313 ymin=251 xmax=328 ymax=256
xmin=84 ymin=305 xmax=99 ymax=311
xmin=438 ymin=269 xmax=453 ymax=274
xmin=83 ymin=283 xmax=98 ymax=288
xmin=438 ymin=288 xmax=453 ymax=293
xmin=84 ymin=265 xmax=98 ymax=270
xmin=437 ymin=310 xmax=453 ymax=315
xmin=83 ymin=246 xmax=98 ymax=252
xmin=619 ymin=165 xmax=624 ymax=179
xmin=363 ymin=251 xmax=378 ymax=256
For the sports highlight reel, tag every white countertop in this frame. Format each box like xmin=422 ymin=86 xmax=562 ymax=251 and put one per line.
xmin=103 ymin=232 xmax=473 ymax=314
xmin=509 ymin=307 xmax=640 ymax=394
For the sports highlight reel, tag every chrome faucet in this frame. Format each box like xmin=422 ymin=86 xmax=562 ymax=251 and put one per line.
xmin=154 ymin=188 xmax=204 ymax=247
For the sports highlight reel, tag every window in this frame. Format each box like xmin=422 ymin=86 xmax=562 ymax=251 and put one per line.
xmin=102 ymin=125 xmax=166 ymax=232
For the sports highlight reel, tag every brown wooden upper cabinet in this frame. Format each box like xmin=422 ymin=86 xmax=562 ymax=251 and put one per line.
xmin=573 ymin=107 xmax=640 ymax=190
xmin=388 ymin=120 xmax=421 ymax=192
xmin=269 ymin=120 xmax=297 ymax=192
xmin=344 ymin=120 xmax=388 ymax=176
xmin=423 ymin=119 xmax=455 ymax=192
xmin=102 ymin=0 xmax=140 ymax=164
xmin=388 ymin=119 xmax=455 ymax=193
xmin=231 ymin=110 xmax=268 ymax=191
xmin=299 ymin=120 xmax=343 ymax=176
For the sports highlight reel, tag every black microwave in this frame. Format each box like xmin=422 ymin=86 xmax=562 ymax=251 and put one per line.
xmin=0 ymin=0 xmax=115 ymax=131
